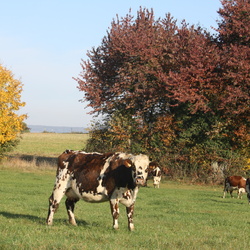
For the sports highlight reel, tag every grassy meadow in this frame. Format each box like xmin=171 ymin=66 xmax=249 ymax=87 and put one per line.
xmin=12 ymin=132 xmax=89 ymax=156
xmin=1 ymin=133 xmax=250 ymax=249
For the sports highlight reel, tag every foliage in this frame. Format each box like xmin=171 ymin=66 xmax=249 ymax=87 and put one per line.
xmin=0 ymin=64 xmax=26 ymax=158
xmin=22 ymin=122 xmax=30 ymax=133
xmin=76 ymin=1 xmax=250 ymax=180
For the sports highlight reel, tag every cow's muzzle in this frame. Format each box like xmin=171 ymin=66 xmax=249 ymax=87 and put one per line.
xmin=136 ymin=177 xmax=146 ymax=186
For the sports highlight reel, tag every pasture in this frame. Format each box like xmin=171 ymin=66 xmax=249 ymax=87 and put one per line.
xmin=0 ymin=133 xmax=250 ymax=249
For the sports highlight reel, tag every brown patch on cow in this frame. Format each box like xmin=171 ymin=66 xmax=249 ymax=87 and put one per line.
xmin=57 ymin=152 xmax=116 ymax=195
xmin=226 ymin=176 xmax=246 ymax=188
xmin=56 ymin=150 xmax=76 ymax=175
xmin=103 ymin=155 xmax=136 ymax=195
xmin=65 ymin=152 xmax=141 ymax=197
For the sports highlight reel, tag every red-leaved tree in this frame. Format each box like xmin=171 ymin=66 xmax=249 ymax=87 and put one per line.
xmin=76 ymin=3 xmax=250 ymax=181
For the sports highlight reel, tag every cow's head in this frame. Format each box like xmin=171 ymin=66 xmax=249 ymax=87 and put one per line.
xmin=153 ymin=176 xmax=161 ymax=186
xmin=128 ymin=154 xmax=150 ymax=186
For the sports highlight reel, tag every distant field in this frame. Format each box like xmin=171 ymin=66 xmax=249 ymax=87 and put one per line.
xmin=1 ymin=133 xmax=89 ymax=170
xmin=11 ymin=133 xmax=89 ymax=157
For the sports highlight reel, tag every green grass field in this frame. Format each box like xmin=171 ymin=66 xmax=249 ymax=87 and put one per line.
xmin=1 ymin=133 xmax=250 ymax=249
xmin=12 ymin=133 xmax=89 ymax=156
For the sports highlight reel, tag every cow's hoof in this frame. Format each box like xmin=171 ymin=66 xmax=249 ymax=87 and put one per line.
xmin=129 ymin=224 xmax=135 ymax=231
xmin=69 ymin=221 xmax=77 ymax=226
xmin=46 ymin=221 xmax=53 ymax=226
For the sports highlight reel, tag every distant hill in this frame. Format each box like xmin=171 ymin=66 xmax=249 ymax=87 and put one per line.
xmin=28 ymin=125 xmax=88 ymax=133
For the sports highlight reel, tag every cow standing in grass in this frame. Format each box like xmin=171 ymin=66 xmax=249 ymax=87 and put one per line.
xmin=152 ymin=167 xmax=162 ymax=188
xmin=148 ymin=162 xmax=162 ymax=188
xmin=46 ymin=150 xmax=150 ymax=231
xmin=222 ymin=176 xmax=246 ymax=199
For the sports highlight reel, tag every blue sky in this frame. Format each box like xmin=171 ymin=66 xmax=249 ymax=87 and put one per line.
xmin=0 ymin=0 xmax=222 ymax=128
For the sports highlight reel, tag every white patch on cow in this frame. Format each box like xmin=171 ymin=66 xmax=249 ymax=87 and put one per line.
xmin=81 ymin=192 xmax=109 ymax=202
xmin=78 ymin=150 xmax=86 ymax=154
xmin=54 ymin=166 xmax=71 ymax=196
xmin=133 ymin=154 xmax=150 ymax=185
xmin=113 ymin=219 xmax=119 ymax=230
xmin=238 ymin=187 xmax=246 ymax=199
xmin=66 ymin=179 xmax=109 ymax=202
xmin=110 ymin=187 xmax=139 ymax=207
xmin=153 ymin=176 xmax=161 ymax=188
xmin=129 ymin=223 xmax=135 ymax=231
xmin=96 ymin=155 xmax=114 ymax=195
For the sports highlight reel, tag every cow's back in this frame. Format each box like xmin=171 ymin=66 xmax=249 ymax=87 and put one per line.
xmin=227 ymin=176 xmax=246 ymax=188
xmin=66 ymin=152 xmax=115 ymax=198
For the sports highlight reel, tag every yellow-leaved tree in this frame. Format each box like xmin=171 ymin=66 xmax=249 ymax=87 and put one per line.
xmin=0 ymin=64 xmax=26 ymax=158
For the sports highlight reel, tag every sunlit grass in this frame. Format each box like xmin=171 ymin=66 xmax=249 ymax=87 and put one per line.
xmin=0 ymin=169 xmax=250 ymax=249
xmin=13 ymin=132 xmax=89 ymax=157
xmin=1 ymin=133 xmax=250 ymax=249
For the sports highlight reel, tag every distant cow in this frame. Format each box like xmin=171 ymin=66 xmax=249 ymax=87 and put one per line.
xmin=46 ymin=150 xmax=150 ymax=231
xmin=222 ymin=176 xmax=246 ymax=199
xmin=246 ymin=178 xmax=250 ymax=204
xmin=148 ymin=162 xmax=162 ymax=188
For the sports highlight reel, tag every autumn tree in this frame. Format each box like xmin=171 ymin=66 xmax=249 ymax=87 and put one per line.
xmin=0 ymin=64 xmax=26 ymax=158
xmin=76 ymin=3 xmax=250 ymax=180
xmin=76 ymin=10 xmax=180 ymax=155
xmin=215 ymin=0 xmax=250 ymax=159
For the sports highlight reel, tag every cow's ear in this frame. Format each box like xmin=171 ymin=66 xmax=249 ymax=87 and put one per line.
xmin=124 ymin=159 xmax=133 ymax=168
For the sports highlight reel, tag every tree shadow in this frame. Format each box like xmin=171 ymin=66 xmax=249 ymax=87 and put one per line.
xmin=8 ymin=154 xmax=58 ymax=167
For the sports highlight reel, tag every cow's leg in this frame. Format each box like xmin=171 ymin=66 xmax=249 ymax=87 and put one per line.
xmin=65 ymin=198 xmax=79 ymax=226
xmin=46 ymin=189 xmax=65 ymax=225
xmin=222 ymin=189 xmax=226 ymax=198
xmin=237 ymin=190 xmax=240 ymax=199
xmin=110 ymin=200 xmax=120 ymax=230
xmin=46 ymin=169 xmax=71 ymax=225
xmin=126 ymin=203 xmax=135 ymax=231
xmin=223 ymin=180 xmax=230 ymax=198
xmin=230 ymin=191 xmax=233 ymax=198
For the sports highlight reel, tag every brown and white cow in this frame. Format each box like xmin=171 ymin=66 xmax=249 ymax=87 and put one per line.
xmin=222 ymin=176 xmax=246 ymax=199
xmin=46 ymin=150 xmax=150 ymax=231
xmin=148 ymin=162 xmax=162 ymax=188
xmin=152 ymin=167 xmax=161 ymax=188
xmin=246 ymin=178 xmax=250 ymax=204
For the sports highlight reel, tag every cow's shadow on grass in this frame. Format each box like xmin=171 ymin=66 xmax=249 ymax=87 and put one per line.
xmin=211 ymin=198 xmax=246 ymax=205
xmin=0 ymin=211 xmax=89 ymax=226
